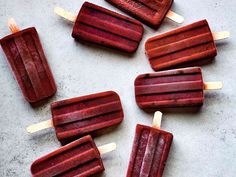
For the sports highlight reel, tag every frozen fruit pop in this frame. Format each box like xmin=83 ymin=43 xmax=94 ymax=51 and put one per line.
xmin=27 ymin=91 xmax=124 ymax=144
xmin=105 ymin=0 xmax=184 ymax=29
xmin=135 ymin=67 xmax=223 ymax=110
xmin=127 ymin=111 xmax=173 ymax=177
xmin=31 ymin=135 xmax=116 ymax=177
xmin=0 ymin=18 xmax=56 ymax=105
xmin=54 ymin=2 xmax=144 ymax=53
xmin=145 ymin=20 xmax=230 ymax=71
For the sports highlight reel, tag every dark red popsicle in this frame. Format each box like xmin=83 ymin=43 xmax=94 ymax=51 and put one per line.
xmin=145 ymin=20 xmax=217 ymax=71
xmin=105 ymin=0 xmax=173 ymax=29
xmin=72 ymin=2 xmax=144 ymax=53
xmin=135 ymin=67 xmax=204 ymax=110
xmin=127 ymin=124 xmax=173 ymax=177
xmin=31 ymin=135 xmax=105 ymax=177
xmin=0 ymin=27 xmax=56 ymax=105
xmin=52 ymin=91 xmax=124 ymax=144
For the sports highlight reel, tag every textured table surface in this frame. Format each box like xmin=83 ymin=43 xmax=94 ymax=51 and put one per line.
xmin=0 ymin=0 xmax=236 ymax=177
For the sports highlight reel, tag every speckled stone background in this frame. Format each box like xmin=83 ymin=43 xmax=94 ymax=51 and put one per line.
xmin=0 ymin=0 xmax=236 ymax=176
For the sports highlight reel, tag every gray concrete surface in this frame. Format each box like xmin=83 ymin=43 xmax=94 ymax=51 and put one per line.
xmin=0 ymin=0 xmax=236 ymax=176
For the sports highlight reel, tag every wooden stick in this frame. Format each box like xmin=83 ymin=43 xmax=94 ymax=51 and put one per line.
xmin=152 ymin=111 xmax=162 ymax=129
xmin=204 ymin=82 xmax=223 ymax=90
xmin=98 ymin=143 xmax=116 ymax=155
xmin=27 ymin=119 xmax=53 ymax=133
xmin=8 ymin=18 xmax=20 ymax=33
xmin=166 ymin=10 xmax=184 ymax=24
xmin=212 ymin=32 xmax=230 ymax=41
xmin=54 ymin=7 xmax=76 ymax=22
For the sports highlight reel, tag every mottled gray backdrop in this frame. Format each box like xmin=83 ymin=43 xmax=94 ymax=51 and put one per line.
xmin=0 ymin=0 xmax=236 ymax=176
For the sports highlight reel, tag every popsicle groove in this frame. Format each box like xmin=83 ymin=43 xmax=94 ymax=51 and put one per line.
xmin=148 ymin=33 xmax=213 ymax=59
xmin=127 ymin=125 xmax=173 ymax=177
xmin=131 ymin=128 xmax=149 ymax=176
xmin=136 ymin=80 xmax=203 ymax=95
xmin=23 ymin=33 xmax=54 ymax=96
xmin=31 ymin=136 xmax=104 ymax=177
xmin=150 ymin=45 xmax=216 ymax=70
xmin=56 ymin=111 xmax=123 ymax=140
xmin=79 ymin=14 xmax=142 ymax=42
xmin=53 ymin=101 xmax=121 ymax=125
xmin=31 ymin=142 xmax=93 ymax=173
xmin=77 ymin=23 xmax=138 ymax=51
xmin=77 ymin=20 xmax=141 ymax=43
xmin=14 ymin=36 xmax=45 ymax=98
xmin=55 ymin=160 xmax=103 ymax=177
xmin=146 ymin=24 xmax=209 ymax=48
xmin=5 ymin=40 xmax=36 ymax=98
xmin=83 ymin=5 xmax=143 ymax=32
xmin=136 ymin=74 xmax=202 ymax=85
xmin=139 ymin=131 xmax=160 ymax=176
xmin=51 ymin=92 xmax=117 ymax=110
xmin=131 ymin=0 xmax=160 ymax=12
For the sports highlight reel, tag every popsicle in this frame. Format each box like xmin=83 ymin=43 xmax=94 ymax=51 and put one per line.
xmin=27 ymin=91 xmax=124 ymax=144
xmin=135 ymin=67 xmax=223 ymax=110
xmin=0 ymin=18 xmax=56 ymax=105
xmin=145 ymin=20 xmax=230 ymax=71
xmin=54 ymin=2 xmax=144 ymax=53
xmin=31 ymin=135 xmax=116 ymax=177
xmin=105 ymin=0 xmax=184 ymax=29
xmin=127 ymin=111 xmax=173 ymax=177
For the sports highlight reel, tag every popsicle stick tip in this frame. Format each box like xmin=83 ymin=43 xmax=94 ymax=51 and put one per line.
xmin=212 ymin=31 xmax=230 ymax=41
xmin=8 ymin=18 xmax=20 ymax=33
xmin=152 ymin=111 xmax=163 ymax=129
xmin=98 ymin=143 xmax=116 ymax=155
xmin=54 ymin=6 xmax=76 ymax=22
xmin=166 ymin=10 xmax=184 ymax=23
xmin=204 ymin=82 xmax=223 ymax=90
xmin=26 ymin=119 xmax=53 ymax=133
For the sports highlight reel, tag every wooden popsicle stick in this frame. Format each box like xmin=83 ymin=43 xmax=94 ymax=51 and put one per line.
xmin=8 ymin=18 xmax=20 ymax=33
xmin=54 ymin=7 xmax=76 ymax=22
xmin=98 ymin=143 xmax=116 ymax=155
xmin=204 ymin=82 xmax=223 ymax=90
xmin=166 ymin=10 xmax=184 ymax=24
xmin=152 ymin=111 xmax=163 ymax=129
xmin=27 ymin=119 xmax=53 ymax=133
xmin=212 ymin=31 xmax=230 ymax=41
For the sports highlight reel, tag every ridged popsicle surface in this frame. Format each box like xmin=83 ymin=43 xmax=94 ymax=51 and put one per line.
xmin=145 ymin=20 xmax=217 ymax=71
xmin=135 ymin=67 xmax=204 ymax=109
xmin=0 ymin=27 xmax=56 ymax=104
xmin=72 ymin=2 xmax=144 ymax=53
xmin=127 ymin=124 xmax=173 ymax=177
xmin=31 ymin=135 xmax=104 ymax=177
xmin=105 ymin=0 xmax=173 ymax=28
xmin=51 ymin=91 xmax=124 ymax=144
